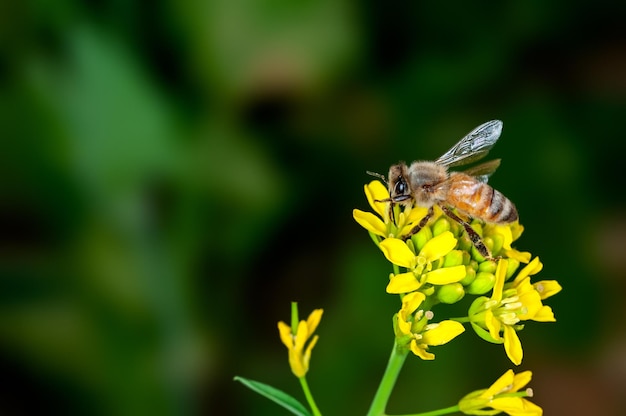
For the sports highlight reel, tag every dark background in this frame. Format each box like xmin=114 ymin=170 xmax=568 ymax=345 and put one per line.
xmin=2 ymin=1 xmax=626 ymax=415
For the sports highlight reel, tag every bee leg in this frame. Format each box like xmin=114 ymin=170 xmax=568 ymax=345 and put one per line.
xmin=440 ymin=206 xmax=492 ymax=259
xmin=400 ymin=206 xmax=434 ymax=240
xmin=388 ymin=202 xmax=395 ymax=225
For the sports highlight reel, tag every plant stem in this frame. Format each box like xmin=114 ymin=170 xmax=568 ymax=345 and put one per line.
xmin=299 ymin=376 xmax=322 ymax=416
xmin=449 ymin=316 xmax=470 ymax=323
xmin=366 ymin=341 xmax=409 ymax=416
xmin=408 ymin=404 xmax=460 ymax=416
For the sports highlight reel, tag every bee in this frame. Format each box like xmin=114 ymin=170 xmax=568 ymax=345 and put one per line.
xmin=372 ymin=120 xmax=517 ymax=258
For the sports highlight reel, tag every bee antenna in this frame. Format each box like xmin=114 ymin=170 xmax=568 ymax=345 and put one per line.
xmin=366 ymin=170 xmax=388 ymax=184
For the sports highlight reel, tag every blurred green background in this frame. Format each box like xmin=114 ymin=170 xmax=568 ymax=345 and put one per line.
xmin=2 ymin=1 xmax=626 ymax=415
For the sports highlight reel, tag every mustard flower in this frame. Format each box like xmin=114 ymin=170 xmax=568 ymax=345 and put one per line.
xmin=503 ymin=258 xmax=559 ymax=324
xmin=395 ymin=291 xmax=465 ymax=360
xmin=469 ymin=258 xmax=558 ymax=365
xmin=380 ymin=232 xmax=467 ymax=294
xmin=352 ymin=180 xmax=428 ymax=239
xmin=459 ymin=369 xmax=542 ymax=416
xmin=278 ymin=309 xmax=323 ymax=378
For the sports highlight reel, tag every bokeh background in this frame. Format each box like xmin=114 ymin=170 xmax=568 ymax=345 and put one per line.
xmin=2 ymin=1 xmax=626 ymax=415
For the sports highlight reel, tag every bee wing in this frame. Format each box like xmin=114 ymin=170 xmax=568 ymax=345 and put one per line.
xmin=461 ymin=159 xmax=501 ymax=183
xmin=434 ymin=120 xmax=503 ymax=167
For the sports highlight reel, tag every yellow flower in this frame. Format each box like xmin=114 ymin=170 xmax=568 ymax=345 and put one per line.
xmin=469 ymin=258 xmax=559 ymax=365
xmin=459 ymin=369 xmax=542 ymax=415
xmin=380 ymin=232 xmax=466 ymax=294
xmin=506 ymin=257 xmax=560 ymax=322
xmin=278 ymin=308 xmax=323 ymax=378
xmin=352 ymin=180 xmax=428 ymax=239
xmin=395 ymin=291 xmax=465 ymax=360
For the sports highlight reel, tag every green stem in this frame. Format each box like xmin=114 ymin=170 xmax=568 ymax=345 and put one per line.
xmin=400 ymin=404 xmax=461 ymax=416
xmin=299 ymin=376 xmax=322 ymax=416
xmin=366 ymin=341 xmax=409 ymax=416
xmin=449 ymin=316 xmax=470 ymax=323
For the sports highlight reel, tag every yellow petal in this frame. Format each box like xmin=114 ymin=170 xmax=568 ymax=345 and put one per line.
xmin=510 ymin=222 xmax=525 ymax=242
xmin=306 ymin=309 xmax=324 ymax=336
xmin=288 ymin=348 xmax=306 ymax=378
xmin=423 ymin=265 xmax=466 ymax=285
xmin=365 ymin=181 xmax=390 ymax=218
xmin=515 ymin=278 xmax=543 ymax=320
xmin=513 ymin=257 xmax=543 ymax=285
xmin=380 ymin=238 xmax=415 ymax=269
xmin=278 ymin=321 xmax=294 ymax=348
xmin=503 ymin=325 xmax=523 ymax=365
xmin=511 ymin=370 xmax=533 ymax=392
xmin=401 ymin=291 xmax=426 ymax=315
xmin=301 ymin=334 xmax=319 ymax=375
xmin=421 ymin=320 xmax=465 ymax=346
xmin=491 ymin=397 xmax=543 ymax=416
xmin=505 ymin=249 xmax=532 ymax=264
xmin=411 ymin=340 xmax=435 ymax=360
xmin=397 ymin=312 xmax=413 ymax=335
xmin=386 ymin=272 xmax=420 ymax=294
xmin=492 ymin=259 xmax=508 ymax=302
xmin=353 ymin=209 xmax=387 ymax=237
xmin=404 ymin=205 xmax=430 ymax=226
xmin=534 ymin=280 xmax=562 ymax=300
xmin=485 ymin=309 xmax=502 ymax=341
xmin=531 ymin=305 xmax=556 ymax=322
xmin=419 ymin=231 xmax=457 ymax=261
xmin=482 ymin=369 xmax=515 ymax=398
xmin=294 ymin=321 xmax=309 ymax=351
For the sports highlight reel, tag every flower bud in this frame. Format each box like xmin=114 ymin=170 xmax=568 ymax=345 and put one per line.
xmin=471 ymin=245 xmax=487 ymax=263
xmin=449 ymin=219 xmax=463 ymax=237
xmin=432 ymin=217 xmax=451 ymax=236
xmin=460 ymin=265 xmax=476 ymax=286
xmin=469 ymin=259 xmax=478 ymax=271
xmin=437 ymin=283 xmax=465 ymax=304
xmin=443 ymin=250 xmax=464 ymax=268
xmin=462 ymin=250 xmax=471 ymax=265
xmin=470 ymin=221 xmax=483 ymax=236
xmin=421 ymin=285 xmax=435 ymax=297
xmin=478 ymin=259 xmax=497 ymax=274
xmin=483 ymin=236 xmax=494 ymax=254
xmin=412 ymin=226 xmax=433 ymax=252
xmin=457 ymin=234 xmax=472 ymax=252
xmin=466 ymin=271 xmax=495 ymax=295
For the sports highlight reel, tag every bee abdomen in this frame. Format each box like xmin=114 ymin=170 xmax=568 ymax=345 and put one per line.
xmin=478 ymin=184 xmax=518 ymax=223
xmin=448 ymin=174 xmax=518 ymax=224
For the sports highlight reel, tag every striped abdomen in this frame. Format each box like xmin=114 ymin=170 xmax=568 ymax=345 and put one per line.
xmin=446 ymin=173 xmax=518 ymax=223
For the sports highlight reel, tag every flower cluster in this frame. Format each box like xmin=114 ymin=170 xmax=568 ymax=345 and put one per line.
xmin=353 ymin=180 xmax=561 ymax=364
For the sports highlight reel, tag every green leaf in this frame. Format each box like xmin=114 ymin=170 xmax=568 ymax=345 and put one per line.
xmin=234 ymin=376 xmax=312 ymax=416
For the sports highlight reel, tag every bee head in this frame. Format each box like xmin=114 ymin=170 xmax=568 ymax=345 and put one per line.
xmin=387 ymin=163 xmax=412 ymax=204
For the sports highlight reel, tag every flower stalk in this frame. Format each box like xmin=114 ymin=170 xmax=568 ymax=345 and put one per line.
xmin=367 ymin=341 xmax=409 ymax=416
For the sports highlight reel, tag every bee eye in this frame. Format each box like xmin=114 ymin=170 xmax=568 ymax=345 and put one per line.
xmin=395 ymin=179 xmax=407 ymax=195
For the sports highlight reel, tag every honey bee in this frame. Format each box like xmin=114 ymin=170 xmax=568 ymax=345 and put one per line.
xmin=373 ymin=120 xmax=517 ymax=258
